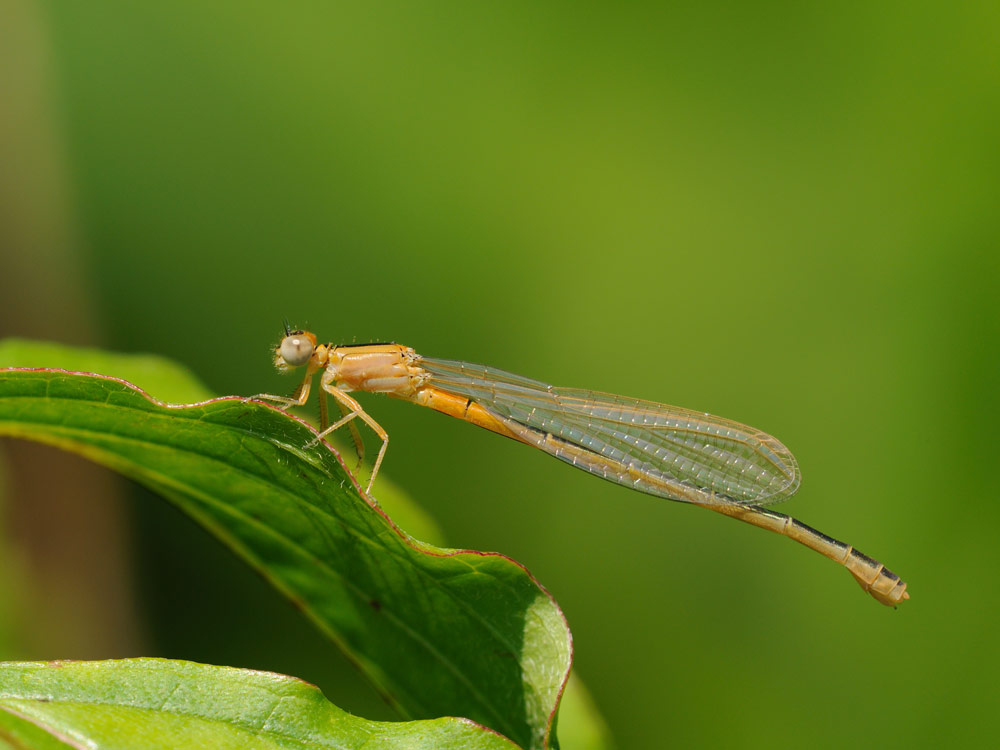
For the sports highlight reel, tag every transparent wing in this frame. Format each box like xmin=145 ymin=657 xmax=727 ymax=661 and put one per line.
xmin=419 ymin=357 xmax=800 ymax=506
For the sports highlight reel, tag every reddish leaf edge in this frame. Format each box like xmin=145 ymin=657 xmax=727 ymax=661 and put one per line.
xmin=0 ymin=365 xmax=574 ymax=748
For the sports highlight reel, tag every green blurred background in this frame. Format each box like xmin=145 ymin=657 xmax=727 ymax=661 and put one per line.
xmin=2 ymin=1 xmax=998 ymax=747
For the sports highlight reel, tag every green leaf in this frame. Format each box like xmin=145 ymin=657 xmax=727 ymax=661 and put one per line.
xmin=0 ymin=659 xmax=517 ymax=749
xmin=0 ymin=339 xmax=444 ymax=545
xmin=0 ymin=345 xmax=572 ymax=750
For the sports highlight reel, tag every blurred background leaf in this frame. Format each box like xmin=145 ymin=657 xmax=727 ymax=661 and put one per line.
xmin=1 ymin=1 xmax=998 ymax=748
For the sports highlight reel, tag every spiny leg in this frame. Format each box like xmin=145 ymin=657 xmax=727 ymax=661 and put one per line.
xmin=318 ymin=387 xmax=329 ymax=430
xmin=314 ymin=384 xmax=388 ymax=495
xmin=317 ymin=389 xmax=363 ymax=469
xmin=336 ymin=398 xmax=366 ymax=471
xmin=249 ymin=367 xmax=315 ymax=409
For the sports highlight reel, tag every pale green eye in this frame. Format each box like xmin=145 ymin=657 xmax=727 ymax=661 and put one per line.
xmin=280 ymin=335 xmax=314 ymax=367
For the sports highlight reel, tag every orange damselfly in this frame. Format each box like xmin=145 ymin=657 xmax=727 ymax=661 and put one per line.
xmin=253 ymin=325 xmax=908 ymax=607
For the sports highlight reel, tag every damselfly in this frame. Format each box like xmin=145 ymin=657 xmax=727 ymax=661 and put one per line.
xmin=254 ymin=326 xmax=908 ymax=606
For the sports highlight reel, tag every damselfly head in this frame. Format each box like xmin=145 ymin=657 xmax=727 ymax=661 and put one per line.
xmin=275 ymin=329 xmax=317 ymax=371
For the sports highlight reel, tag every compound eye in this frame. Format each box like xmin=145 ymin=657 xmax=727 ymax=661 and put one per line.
xmin=279 ymin=333 xmax=315 ymax=367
